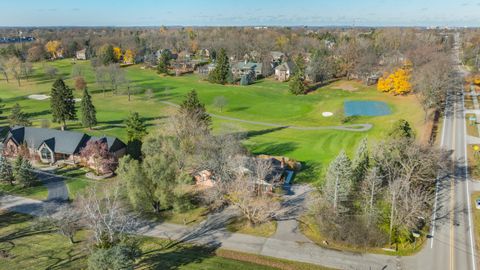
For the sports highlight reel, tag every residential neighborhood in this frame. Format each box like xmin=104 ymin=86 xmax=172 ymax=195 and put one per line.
xmin=0 ymin=1 xmax=480 ymax=270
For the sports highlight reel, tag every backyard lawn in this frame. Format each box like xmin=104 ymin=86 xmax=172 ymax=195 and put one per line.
xmin=0 ymin=59 xmax=427 ymax=184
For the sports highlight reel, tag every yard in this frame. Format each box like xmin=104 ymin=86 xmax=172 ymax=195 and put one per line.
xmin=0 ymin=211 xmax=331 ymax=270
xmin=0 ymin=59 xmax=427 ymax=184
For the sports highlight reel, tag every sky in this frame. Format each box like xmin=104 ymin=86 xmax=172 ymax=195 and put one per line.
xmin=1 ymin=0 xmax=480 ymax=27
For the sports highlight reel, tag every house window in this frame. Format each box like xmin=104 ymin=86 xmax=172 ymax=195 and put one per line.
xmin=40 ymin=147 xmax=52 ymax=161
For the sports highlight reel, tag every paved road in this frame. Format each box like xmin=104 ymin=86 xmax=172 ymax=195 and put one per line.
xmin=160 ymin=101 xmax=373 ymax=132
xmin=403 ymin=33 xmax=477 ymax=270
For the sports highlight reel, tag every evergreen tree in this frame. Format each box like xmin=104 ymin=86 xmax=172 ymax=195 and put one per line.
xmin=388 ymin=119 xmax=415 ymax=140
xmin=8 ymin=103 xmax=31 ymax=126
xmin=180 ymin=90 xmax=211 ymax=127
xmin=101 ymin=45 xmax=116 ymax=65
xmin=51 ymin=79 xmax=76 ymax=130
xmin=80 ymin=88 xmax=97 ymax=129
xmin=323 ymin=150 xmax=353 ymax=214
xmin=15 ymin=159 xmax=38 ymax=188
xmin=353 ymin=137 xmax=369 ymax=183
xmin=124 ymin=112 xmax=147 ymax=159
xmin=208 ymin=48 xmax=229 ymax=84
xmin=157 ymin=50 xmax=171 ymax=74
xmin=125 ymin=112 xmax=147 ymax=142
xmin=13 ymin=155 xmax=23 ymax=176
xmin=0 ymin=155 xmax=14 ymax=185
xmin=289 ymin=73 xmax=305 ymax=95
xmin=289 ymin=54 xmax=307 ymax=95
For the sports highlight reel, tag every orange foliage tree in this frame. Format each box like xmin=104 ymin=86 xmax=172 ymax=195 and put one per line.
xmin=377 ymin=67 xmax=412 ymax=95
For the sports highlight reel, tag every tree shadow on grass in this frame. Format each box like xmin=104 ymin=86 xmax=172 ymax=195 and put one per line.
xmin=294 ymin=161 xmax=323 ymax=184
xmin=0 ymin=212 xmax=32 ymax=229
xmin=137 ymin=243 xmax=220 ymax=270
xmin=227 ymin=106 xmax=249 ymax=112
xmin=3 ymin=95 xmax=30 ymax=103
xmin=44 ymin=247 xmax=87 ymax=270
xmin=26 ymin=110 xmax=51 ymax=118
xmin=250 ymin=141 xmax=298 ymax=157
xmin=95 ymin=116 xmax=164 ymax=131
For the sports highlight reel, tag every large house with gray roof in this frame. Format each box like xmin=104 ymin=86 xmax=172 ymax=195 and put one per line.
xmin=3 ymin=126 xmax=126 ymax=166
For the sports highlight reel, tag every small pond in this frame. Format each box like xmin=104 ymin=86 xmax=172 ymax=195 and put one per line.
xmin=344 ymin=101 xmax=391 ymax=116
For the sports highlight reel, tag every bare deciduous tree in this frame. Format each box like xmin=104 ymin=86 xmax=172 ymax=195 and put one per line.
xmin=78 ymin=185 xmax=138 ymax=248
xmin=40 ymin=203 xmax=82 ymax=244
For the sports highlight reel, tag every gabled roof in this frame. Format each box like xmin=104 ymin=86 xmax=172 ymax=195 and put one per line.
xmin=4 ymin=126 xmax=125 ymax=155
xmin=232 ymin=61 xmax=263 ymax=73
xmin=275 ymin=61 xmax=294 ymax=72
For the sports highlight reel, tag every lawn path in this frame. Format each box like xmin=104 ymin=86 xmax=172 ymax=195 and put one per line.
xmin=160 ymin=101 xmax=373 ymax=132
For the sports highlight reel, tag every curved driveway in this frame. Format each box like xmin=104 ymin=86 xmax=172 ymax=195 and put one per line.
xmin=35 ymin=170 xmax=69 ymax=201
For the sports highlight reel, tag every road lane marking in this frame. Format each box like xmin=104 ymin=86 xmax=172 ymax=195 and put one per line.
xmin=451 ymin=104 xmax=457 ymax=270
xmin=431 ymin=91 xmax=450 ymax=248
xmin=462 ymin=83 xmax=477 ymax=270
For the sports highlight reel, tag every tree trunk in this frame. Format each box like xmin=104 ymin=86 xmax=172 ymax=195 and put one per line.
xmin=389 ymin=192 xmax=396 ymax=246
xmin=61 ymin=121 xmax=66 ymax=131
xmin=153 ymin=201 xmax=161 ymax=213
xmin=68 ymin=235 xmax=75 ymax=244
xmin=333 ymin=175 xmax=339 ymax=213
xmin=16 ymin=78 xmax=20 ymax=87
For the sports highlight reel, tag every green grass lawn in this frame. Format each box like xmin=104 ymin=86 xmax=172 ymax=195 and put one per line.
xmin=471 ymin=191 xmax=480 ymax=267
xmin=0 ymin=59 xmax=426 ymax=183
xmin=0 ymin=182 xmax=48 ymax=200
xmin=226 ymin=218 xmax=277 ymax=238
xmin=299 ymin=215 xmax=426 ymax=256
xmin=0 ymin=211 xmax=330 ymax=270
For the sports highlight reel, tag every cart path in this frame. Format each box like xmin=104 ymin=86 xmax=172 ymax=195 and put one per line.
xmin=160 ymin=101 xmax=373 ymax=132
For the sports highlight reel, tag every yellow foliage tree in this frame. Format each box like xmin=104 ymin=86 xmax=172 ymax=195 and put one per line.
xmin=377 ymin=67 xmax=412 ymax=95
xmin=473 ymin=75 xmax=480 ymax=86
xmin=123 ymin=49 xmax=135 ymax=64
xmin=113 ymin=47 xmax=122 ymax=61
xmin=45 ymin=40 xmax=62 ymax=59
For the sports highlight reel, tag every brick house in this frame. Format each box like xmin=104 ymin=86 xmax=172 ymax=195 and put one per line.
xmin=3 ymin=126 xmax=126 ymax=167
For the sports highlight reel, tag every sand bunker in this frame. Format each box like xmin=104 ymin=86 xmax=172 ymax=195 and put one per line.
xmin=332 ymin=82 xmax=358 ymax=92
xmin=28 ymin=94 xmax=50 ymax=100
xmin=28 ymin=95 xmax=81 ymax=102
xmin=322 ymin=112 xmax=333 ymax=117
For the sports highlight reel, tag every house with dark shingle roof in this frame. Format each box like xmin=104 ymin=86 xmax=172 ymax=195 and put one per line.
xmin=3 ymin=126 xmax=126 ymax=165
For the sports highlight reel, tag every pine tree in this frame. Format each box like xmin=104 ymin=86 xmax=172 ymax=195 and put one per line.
xmin=101 ymin=45 xmax=116 ymax=65
xmin=180 ymin=90 xmax=211 ymax=127
xmin=157 ymin=50 xmax=171 ymax=74
xmin=8 ymin=103 xmax=31 ymax=127
xmin=289 ymin=54 xmax=307 ymax=95
xmin=15 ymin=159 xmax=37 ymax=188
xmin=353 ymin=137 xmax=369 ymax=183
xmin=13 ymin=155 xmax=23 ymax=176
xmin=125 ymin=112 xmax=147 ymax=143
xmin=208 ymin=48 xmax=229 ymax=84
xmin=80 ymin=88 xmax=97 ymax=129
xmin=51 ymin=79 xmax=76 ymax=130
xmin=388 ymin=119 xmax=415 ymax=140
xmin=0 ymin=155 xmax=14 ymax=185
xmin=323 ymin=150 xmax=353 ymax=214
xmin=289 ymin=73 xmax=305 ymax=95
